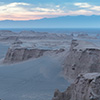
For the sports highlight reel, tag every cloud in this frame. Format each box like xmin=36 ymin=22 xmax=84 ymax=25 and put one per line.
xmin=56 ymin=5 xmax=60 ymax=8
xmin=31 ymin=7 xmax=63 ymax=13
xmin=91 ymin=6 xmax=100 ymax=11
xmin=7 ymin=2 xmax=30 ymax=6
xmin=0 ymin=2 xmax=66 ymax=20
xmin=68 ymin=10 xmax=93 ymax=16
xmin=74 ymin=2 xmax=100 ymax=11
xmin=0 ymin=2 xmax=30 ymax=14
xmin=74 ymin=3 xmax=91 ymax=8
xmin=0 ymin=2 xmax=100 ymax=21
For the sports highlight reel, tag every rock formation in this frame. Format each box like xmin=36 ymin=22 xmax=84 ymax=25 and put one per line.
xmin=4 ymin=48 xmax=45 ymax=63
xmin=19 ymin=30 xmax=72 ymax=40
xmin=52 ymin=73 xmax=100 ymax=100
xmin=77 ymin=33 xmax=89 ymax=38
xmin=0 ymin=30 xmax=17 ymax=36
xmin=3 ymin=40 xmax=65 ymax=63
xmin=63 ymin=40 xmax=100 ymax=80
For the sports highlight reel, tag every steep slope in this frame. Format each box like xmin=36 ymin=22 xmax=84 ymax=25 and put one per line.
xmin=52 ymin=73 xmax=100 ymax=100
xmin=3 ymin=43 xmax=65 ymax=63
xmin=0 ymin=43 xmax=9 ymax=59
xmin=63 ymin=40 xmax=100 ymax=80
xmin=3 ymin=35 xmax=70 ymax=63
xmin=0 ymin=30 xmax=19 ymax=43
xmin=4 ymin=47 xmax=65 ymax=63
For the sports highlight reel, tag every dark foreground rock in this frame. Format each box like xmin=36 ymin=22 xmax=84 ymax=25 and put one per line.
xmin=52 ymin=73 xmax=100 ymax=100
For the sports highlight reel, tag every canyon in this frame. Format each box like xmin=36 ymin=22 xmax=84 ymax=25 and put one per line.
xmin=0 ymin=30 xmax=100 ymax=100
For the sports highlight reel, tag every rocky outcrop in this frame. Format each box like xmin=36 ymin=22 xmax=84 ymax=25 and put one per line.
xmin=0 ymin=30 xmax=19 ymax=43
xmin=4 ymin=48 xmax=46 ymax=63
xmin=19 ymin=31 xmax=73 ymax=40
xmin=52 ymin=40 xmax=100 ymax=100
xmin=77 ymin=33 xmax=97 ymax=39
xmin=3 ymin=37 xmax=66 ymax=63
xmin=63 ymin=40 xmax=100 ymax=80
xmin=52 ymin=73 xmax=100 ymax=100
xmin=3 ymin=47 xmax=65 ymax=63
xmin=77 ymin=33 xmax=89 ymax=38
xmin=0 ymin=30 xmax=17 ymax=36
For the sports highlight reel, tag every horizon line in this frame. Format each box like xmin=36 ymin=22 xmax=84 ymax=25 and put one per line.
xmin=0 ymin=15 xmax=100 ymax=21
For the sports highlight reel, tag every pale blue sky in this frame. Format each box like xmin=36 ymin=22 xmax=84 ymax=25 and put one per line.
xmin=0 ymin=0 xmax=100 ymax=20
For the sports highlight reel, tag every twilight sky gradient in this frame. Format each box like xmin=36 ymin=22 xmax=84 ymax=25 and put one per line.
xmin=0 ymin=0 xmax=100 ymax=20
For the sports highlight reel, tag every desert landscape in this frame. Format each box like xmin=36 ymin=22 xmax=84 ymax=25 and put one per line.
xmin=0 ymin=0 xmax=100 ymax=99
xmin=0 ymin=30 xmax=100 ymax=100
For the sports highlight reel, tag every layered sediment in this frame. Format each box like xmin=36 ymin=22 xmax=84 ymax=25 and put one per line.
xmin=4 ymin=47 xmax=65 ymax=63
xmin=52 ymin=40 xmax=100 ymax=100
xmin=52 ymin=73 xmax=100 ymax=100
xmin=63 ymin=40 xmax=100 ymax=80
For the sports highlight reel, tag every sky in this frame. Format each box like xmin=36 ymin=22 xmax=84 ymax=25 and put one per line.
xmin=0 ymin=0 xmax=100 ymax=20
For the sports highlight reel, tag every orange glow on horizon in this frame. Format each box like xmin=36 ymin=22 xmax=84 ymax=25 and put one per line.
xmin=0 ymin=13 xmax=67 ymax=21
xmin=0 ymin=17 xmax=43 ymax=21
xmin=0 ymin=2 xmax=100 ymax=21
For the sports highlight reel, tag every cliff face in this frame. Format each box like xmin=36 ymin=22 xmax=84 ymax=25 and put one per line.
xmin=3 ymin=37 xmax=67 ymax=63
xmin=52 ymin=73 xmax=100 ymax=100
xmin=4 ymin=48 xmax=47 ymax=63
xmin=63 ymin=40 xmax=100 ymax=80
xmin=3 ymin=47 xmax=65 ymax=63
xmin=52 ymin=40 xmax=100 ymax=100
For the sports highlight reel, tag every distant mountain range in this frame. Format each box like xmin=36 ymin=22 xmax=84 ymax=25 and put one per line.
xmin=0 ymin=15 xmax=100 ymax=28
